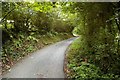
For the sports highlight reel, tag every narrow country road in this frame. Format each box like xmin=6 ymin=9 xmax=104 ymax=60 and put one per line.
xmin=2 ymin=37 xmax=76 ymax=78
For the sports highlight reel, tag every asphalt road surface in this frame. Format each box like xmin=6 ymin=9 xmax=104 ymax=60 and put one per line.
xmin=2 ymin=37 xmax=77 ymax=78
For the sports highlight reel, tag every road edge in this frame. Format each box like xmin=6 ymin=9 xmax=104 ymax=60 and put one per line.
xmin=63 ymin=37 xmax=78 ymax=78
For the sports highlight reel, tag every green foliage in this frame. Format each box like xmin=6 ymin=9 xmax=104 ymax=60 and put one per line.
xmin=66 ymin=38 xmax=120 ymax=80
xmin=1 ymin=2 xmax=74 ymax=42
xmin=66 ymin=2 xmax=120 ymax=80
xmin=68 ymin=62 xmax=120 ymax=80
xmin=68 ymin=62 xmax=100 ymax=79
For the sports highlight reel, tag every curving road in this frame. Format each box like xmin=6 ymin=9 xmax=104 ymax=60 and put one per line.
xmin=2 ymin=37 xmax=76 ymax=78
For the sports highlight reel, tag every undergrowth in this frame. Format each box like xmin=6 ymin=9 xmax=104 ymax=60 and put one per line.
xmin=65 ymin=37 xmax=120 ymax=80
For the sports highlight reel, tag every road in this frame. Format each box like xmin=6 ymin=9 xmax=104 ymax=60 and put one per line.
xmin=2 ymin=37 xmax=76 ymax=78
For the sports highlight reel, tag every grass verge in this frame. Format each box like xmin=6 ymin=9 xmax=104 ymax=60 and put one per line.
xmin=64 ymin=37 xmax=81 ymax=78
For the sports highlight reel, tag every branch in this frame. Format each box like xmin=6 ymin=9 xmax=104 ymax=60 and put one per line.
xmin=0 ymin=8 xmax=15 ymax=24
xmin=115 ymin=19 xmax=120 ymax=33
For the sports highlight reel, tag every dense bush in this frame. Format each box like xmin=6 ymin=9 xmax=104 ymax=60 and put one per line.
xmin=66 ymin=38 xmax=120 ymax=79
